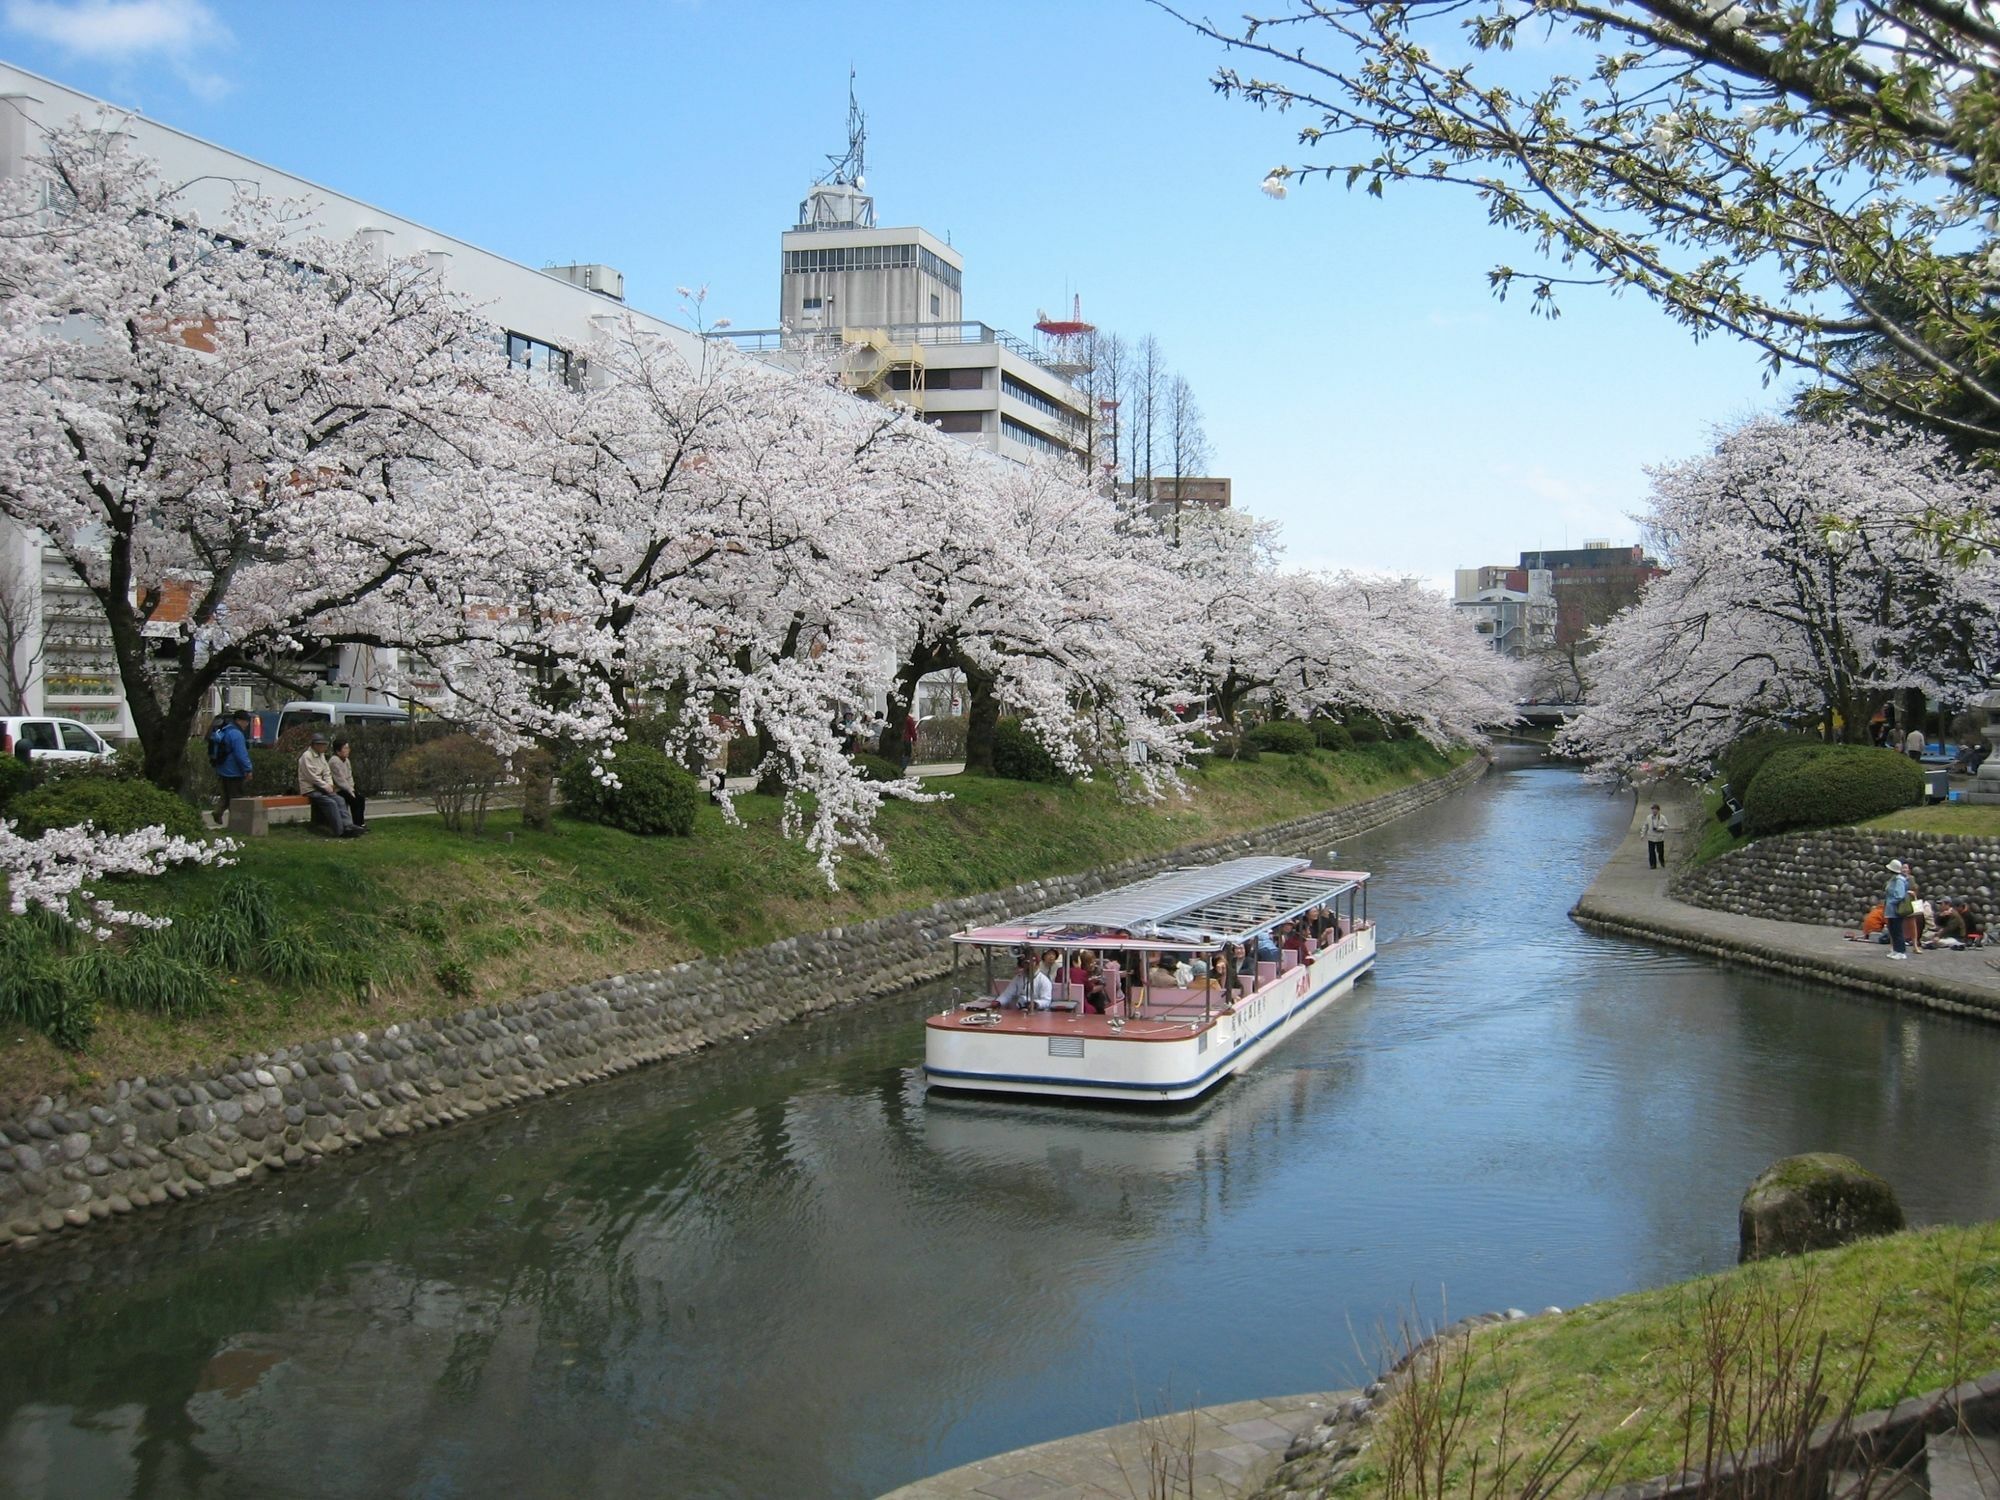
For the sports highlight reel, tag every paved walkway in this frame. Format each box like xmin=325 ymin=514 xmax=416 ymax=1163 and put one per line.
xmin=876 ymin=1391 xmax=1349 ymax=1500
xmin=1571 ymin=787 xmax=2000 ymax=1021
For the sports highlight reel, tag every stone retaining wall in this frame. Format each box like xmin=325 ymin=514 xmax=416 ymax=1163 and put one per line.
xmin=1673 ymin=826 xmax=2000 ymax=927
xmin=0 ymin=755 xmax=1487 ymax=1251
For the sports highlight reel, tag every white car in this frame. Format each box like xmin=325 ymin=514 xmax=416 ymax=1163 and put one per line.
xmin=1 ymin=714 xmax=117 ymax=763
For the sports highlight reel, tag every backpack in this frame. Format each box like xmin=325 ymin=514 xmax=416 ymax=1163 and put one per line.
xmin=206 ymin=723 xmax=232 ymax=768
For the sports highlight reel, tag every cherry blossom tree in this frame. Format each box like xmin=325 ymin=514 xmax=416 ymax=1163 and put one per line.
xmin=0 ymin=122 xmax=514 ymax=791
xmin=1 ymin=821 xmax=230 ymax=936
xmin=1555 ymin=417 xmax=2000 ymax=777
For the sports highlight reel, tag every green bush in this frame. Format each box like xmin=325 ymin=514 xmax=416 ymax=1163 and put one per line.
xmin=559 ymin=743 xmax=700 ymax=836
xmin=851 ymin=752 xmax=906 ymax=783
xmin=1719 ymin=728 xmax=1818 ymax=805
xmin=1312 ymin=720 xmax=1354 ymax=752
xmin=1211 ymin=733 xmax=1262 ymax=763
xmin=1742 ymin=743 xmax=1925 ymax=836
xmin=9 ymin=774 xmax=205 ymax=841
xmin=0 ymin=753 xmax=32 ymax=812
xmin=990 ymin=718 xmax=1071 ymax=785
xmin=1343 ymin=712 xmax=1388 ymax=744
xmin=1248 ymin=719 xmax=1316 ymax=755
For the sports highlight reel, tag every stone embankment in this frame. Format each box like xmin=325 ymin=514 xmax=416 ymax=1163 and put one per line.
xmin=1673 ymin=825 xmax=2000 ymax=927
xmin=0 ymin=756 xmax=1488 ymax=1251
xmin=1571 ymin=792 xmax=2000 ymax=1022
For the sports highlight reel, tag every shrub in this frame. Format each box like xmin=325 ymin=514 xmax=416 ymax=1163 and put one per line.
xmin=1210 ymin=733 xmax=1261 ymax=763
xmin=1248 ymin=719 xmax=1316 ymax=755
xmin=391 ymin=733 xmax=506 ymax=833
xmin=1312 ymin=720 xmax=1354 ymax=752
xmin=559 ymin=743 xmax=700 ymax=836
xmin=851 ymin=752 xmax=906 ymax=783
xmin=990 ymin=718 xmax=1072 ymax=785
xmin=915 ymin=714 xmax=968 ymax=762
xmin=246 ymin=747 xmax=295 ymax=797
xmin=0 ymin=753 xmax=31 ymax=812
xmin=1742 ymin=743 xmax=1924 ymax=836
xmin=8 ymin=774 xmax=205 ymax=841
xmin=1343 ymin=712 xmax=1388 ymax=744
xmin=1720 ymin=728 xmax=1819 ymax=805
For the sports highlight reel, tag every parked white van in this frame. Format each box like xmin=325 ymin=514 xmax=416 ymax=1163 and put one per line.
xmin=253 ymin=701 xmax=411 ymax=746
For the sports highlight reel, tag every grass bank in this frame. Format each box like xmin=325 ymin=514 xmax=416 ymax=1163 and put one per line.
xmin=0 ymin=741 xmax=1464 ymax=1107
xmin=1289 ymin=1220 xmax=2000 ymax=1498
xmin=1865 ymin=803 xmax=2000 ymax=836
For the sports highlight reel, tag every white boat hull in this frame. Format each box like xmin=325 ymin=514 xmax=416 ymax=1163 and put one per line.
xmin=923 ymin=927 xmax=1376 ymax=1102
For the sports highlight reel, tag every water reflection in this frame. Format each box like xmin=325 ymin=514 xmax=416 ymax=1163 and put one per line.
xmin=3 ymin=764 xmax=1999 ymax=1499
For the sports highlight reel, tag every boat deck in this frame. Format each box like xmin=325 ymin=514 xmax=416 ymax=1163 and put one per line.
xmin=924 ymin=1008 xmax=1220 ymax=1043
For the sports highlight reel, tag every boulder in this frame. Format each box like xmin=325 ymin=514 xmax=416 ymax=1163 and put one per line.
xmin=1739 ymin=1152 xmax=1905 ymax=1263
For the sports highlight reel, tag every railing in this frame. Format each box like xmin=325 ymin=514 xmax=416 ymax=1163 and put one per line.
xmin=716 ymin=323 xmax=1060 ymax=377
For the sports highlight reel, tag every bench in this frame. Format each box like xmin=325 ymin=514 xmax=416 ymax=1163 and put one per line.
xmin=226 ymin=794 xmax=319 ymax=836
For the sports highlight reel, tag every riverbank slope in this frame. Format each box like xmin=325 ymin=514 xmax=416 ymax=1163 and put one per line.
xmin=1 ymin=742 xmax=1464 ymax=1107
xmin=1570 ymin=787 xmax=2000 ymax=1021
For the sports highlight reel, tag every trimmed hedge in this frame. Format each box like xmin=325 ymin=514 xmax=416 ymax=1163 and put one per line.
xmin=1742 ymin=743 xmax=1925 ymax=837
xmin=991 ymin=718 xmax=1071 ymax=785
xmin=9 ymin=773 xmax=206 ymax=841
xmin=1719 ymin=728 xmax=1819 ymax=805
xmin=1312 ymin=720 xmax=1354 ymax=752
xmin=559 ymin=744 xmax=700 ymax=836
xmin=851 ymin=752 xmax=906 ymax=783
xmin=1248 ymin=719 xmax=1316 ymax=755
xmin=1343 ymin=712 xmax=1388 ymax=745
xmin=0 ymin=754 xmax=31 ymax=813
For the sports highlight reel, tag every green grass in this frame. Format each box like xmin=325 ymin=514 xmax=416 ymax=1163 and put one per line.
xmin=1687 ymin=781 xmax=1744 ymax=868
xmin=1323 ymin=1221 xmax=2000 ymax=1498
xmin=1864 ymin=803 xmax=2000 ymax=836
xmin=0 ymin=741 xmax=1464 ymax=1105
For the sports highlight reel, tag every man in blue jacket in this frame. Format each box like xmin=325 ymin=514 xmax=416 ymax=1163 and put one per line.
xmin=211 ymin=710 xmax=253 ymax=826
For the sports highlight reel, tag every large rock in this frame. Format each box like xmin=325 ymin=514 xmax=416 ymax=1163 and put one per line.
xmin=1739 ymin=1153 xmax=1905 ymax=1263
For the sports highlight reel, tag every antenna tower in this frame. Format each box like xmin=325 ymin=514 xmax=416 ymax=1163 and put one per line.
xmin=1033 ymin=294 xmax=1096 ymax=380
xmin=818 ymin=69 xmax=867 ymax=188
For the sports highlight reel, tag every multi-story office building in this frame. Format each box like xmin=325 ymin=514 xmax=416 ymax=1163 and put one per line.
xmin=725 ymin=112 xmax=1094 ymax=469
xmin=1452 ymin=565 xmax=1557 ymax=657
xmin=1516 ymin=542 xmax=1663 ymax=646
xmin=0 ymin=60 xmax=707 ymax=732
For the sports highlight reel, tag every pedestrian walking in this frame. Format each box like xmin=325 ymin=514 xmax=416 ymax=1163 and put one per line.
xmin=1642 ymin=802 xmax=1670 ymax=869
xmin=1905 ymin=725 xmax=1927 ymax=761
xmin=1885 ymin=860 xmax=1912 ymax=960
xmin=207 ymin=710 xmax=254 ymax=826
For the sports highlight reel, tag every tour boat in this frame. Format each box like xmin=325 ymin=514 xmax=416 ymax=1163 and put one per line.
xmin=924 ymin=855 xmax=1375 ymax=1102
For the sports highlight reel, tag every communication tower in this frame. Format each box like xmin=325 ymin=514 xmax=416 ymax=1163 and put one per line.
xmin=1033 ymin=294 xmax=1095 ymax=380
xmin=798 ymin=70 xmax=875 ymax=231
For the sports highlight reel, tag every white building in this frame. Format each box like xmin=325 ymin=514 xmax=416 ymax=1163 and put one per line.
xmin=0 ymin=60 xmax=711 ymax=734
xmin=1452 ymin=565 xmax=1557 ymax=658
xmin=725 ymin=97 xmax=1094 ymax=469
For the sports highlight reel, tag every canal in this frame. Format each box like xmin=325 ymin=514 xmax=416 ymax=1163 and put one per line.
xmin=3 ymin=762 xmax=1999 ymax=1499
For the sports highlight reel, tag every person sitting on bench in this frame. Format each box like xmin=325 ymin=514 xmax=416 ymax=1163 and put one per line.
xmin=298 ymin=732 xmax=358 ymax=838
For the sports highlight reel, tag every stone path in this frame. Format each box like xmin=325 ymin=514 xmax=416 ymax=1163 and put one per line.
xmin=875 ymin=1391 xmax=1350 ymax=1500
xmin=1572 ymin=787 xmax=2000 ymax=1020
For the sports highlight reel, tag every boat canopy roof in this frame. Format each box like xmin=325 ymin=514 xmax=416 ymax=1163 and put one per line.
xmin=955 ymin=855 xmax=1368 ymax=951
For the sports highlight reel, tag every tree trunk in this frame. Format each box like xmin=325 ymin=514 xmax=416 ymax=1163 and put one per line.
xmin=963 ymin=662 xmax=1000 ymax=772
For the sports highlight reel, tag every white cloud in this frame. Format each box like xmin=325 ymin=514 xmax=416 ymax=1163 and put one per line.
xmin=6 ymin=0 xmax=231 ymax=98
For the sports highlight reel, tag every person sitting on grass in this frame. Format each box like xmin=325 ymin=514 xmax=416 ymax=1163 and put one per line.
xmin=298 ymin=732 xmax=358 ymax=838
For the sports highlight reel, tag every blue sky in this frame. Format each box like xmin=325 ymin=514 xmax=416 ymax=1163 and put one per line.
xmin=0 ymin=0 xmax=1789 ymax=582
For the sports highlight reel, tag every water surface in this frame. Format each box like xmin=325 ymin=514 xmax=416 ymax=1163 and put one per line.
xmin=3 ymin=763 xmax=1997 ymax=1499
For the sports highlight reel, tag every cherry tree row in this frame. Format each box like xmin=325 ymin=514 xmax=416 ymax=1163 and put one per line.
xmin=1554 ymin=417 xmax=2000 ymax=779
xmin=0 ymin=125 xmax=1514 ymax=898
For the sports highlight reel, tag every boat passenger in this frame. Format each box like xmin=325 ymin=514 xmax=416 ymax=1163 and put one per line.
xmin=1021 ymin=951 xmax=1058 ymax=1010
xmin=1254 ymin=930 xmax=1281 ymax=964
xmin=1281 ymin=922 xmax=1306 ymax=956
xmin=995 ymin=958 xmax=1032 ymax=1006
xmin=1146 ymin=957 xmax=1178 ymax=988
xmin=1221 ymin=942 xmax=1248 ymax=998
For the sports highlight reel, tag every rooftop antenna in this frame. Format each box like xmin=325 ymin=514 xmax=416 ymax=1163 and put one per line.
xmin=818 ymin=67 xmax=867 ymax=189
xmin=799 ymin=69 xmax=876 ymax=230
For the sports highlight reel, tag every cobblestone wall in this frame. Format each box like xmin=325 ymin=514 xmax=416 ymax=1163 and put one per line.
xmin=0 ymin=756 xmax=1487 ymax=1250
xmin=1672 ymin=825 xmax=2000 ymax=927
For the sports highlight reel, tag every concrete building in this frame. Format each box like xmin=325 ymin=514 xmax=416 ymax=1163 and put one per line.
xmin=1120 ymin=476 xmax=1232 ymax=530
xmin=1452 ymin=565 xmax=1557 ymax=657
xmin=1516 ymin=541 xmax=1663 ymax=646
xmin=0 ymin=60 xmax=711 ymax=734
xmin=724 ymin=93 xmax=1094 ymax=469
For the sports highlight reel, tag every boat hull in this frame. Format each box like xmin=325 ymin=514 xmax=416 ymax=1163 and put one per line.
xmin=923 ymin=927 xmax=1376 ymax=1102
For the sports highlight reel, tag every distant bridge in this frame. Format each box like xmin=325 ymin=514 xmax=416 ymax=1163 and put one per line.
xmin=1516 ymin=701 xmax=1584 ymax=727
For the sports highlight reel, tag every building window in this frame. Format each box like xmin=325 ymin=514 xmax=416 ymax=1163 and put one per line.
xmin=1002 ymin=373 xmax=1071 ymax=422
xmin=930 ymin=293 xmax=941 ymax=317
xmin=802 ymin=296 xmax=823 ymax=312
xmin=783 ymin=244 xmax=962 ymax=293
xmin=504 ymin=330 xmax=580 ymax=389
xmin=1001 ymin=415 xmax=1074 ymax=458
xmin=928 ymin=411 xmax=984 ymax=435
